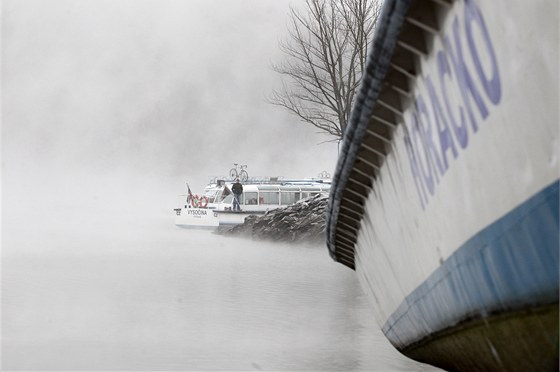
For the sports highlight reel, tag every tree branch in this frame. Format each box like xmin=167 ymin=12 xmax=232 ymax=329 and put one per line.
xmin=269 ymin=0 xmax=381 ymax=140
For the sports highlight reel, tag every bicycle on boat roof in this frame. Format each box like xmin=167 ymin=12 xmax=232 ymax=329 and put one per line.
xmin=229 ymin=163 xmax=249 ymax=181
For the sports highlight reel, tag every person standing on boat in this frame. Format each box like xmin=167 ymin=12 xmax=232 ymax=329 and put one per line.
xmin=232 ymin=179 xmax=243 ymax=211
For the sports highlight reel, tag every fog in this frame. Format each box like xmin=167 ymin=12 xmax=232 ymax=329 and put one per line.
xmin=3 ymin=0 xmax=339 ymax=223
xmin=1 ymin=2 xmax=441 ymax=371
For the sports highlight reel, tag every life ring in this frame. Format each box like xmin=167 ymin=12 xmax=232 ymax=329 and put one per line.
xmin=198 ymin=196 xmax=208 ymax=208
xmin=190 ymin=195 xmax=208 ymax=208
xmin=191 ymin=195 xmax=199 ymax=208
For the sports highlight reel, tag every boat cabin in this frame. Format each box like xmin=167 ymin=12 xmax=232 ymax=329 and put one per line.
xmin=217 ymin=184 xmax=329 ymax=211
xmin=176 ymin=177 xmax=331 ymax=228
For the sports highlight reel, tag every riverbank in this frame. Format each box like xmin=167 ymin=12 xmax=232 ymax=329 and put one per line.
xmin=215 ymin=194 xmax=328 ymax=244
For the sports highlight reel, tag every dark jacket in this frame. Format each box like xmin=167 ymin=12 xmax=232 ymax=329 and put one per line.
xmin=232 ymin=182 xmax=243 ymax=195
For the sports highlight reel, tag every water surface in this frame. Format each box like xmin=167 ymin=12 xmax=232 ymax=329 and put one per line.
xmin=3 ymin=217 xmax=439 ymax=371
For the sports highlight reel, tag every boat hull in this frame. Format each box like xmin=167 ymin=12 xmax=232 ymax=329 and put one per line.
xmin=326 ymin=0 xmax=559 ymax=370
xmin=403 ymin=304 xmax=558 ymax=371
xmin=174 ymin=208 xmax=266 ymax=229
xmin=357 ymin=181 xmax=558 ymax=371
xmin=175 ymin=208 xmax=219 ymax=228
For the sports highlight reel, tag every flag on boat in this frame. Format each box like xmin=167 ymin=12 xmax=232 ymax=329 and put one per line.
xmin=187 ymin=183 xmax=193 ymax=204
xmin=222 ymin=186 xmax=231 ymax=198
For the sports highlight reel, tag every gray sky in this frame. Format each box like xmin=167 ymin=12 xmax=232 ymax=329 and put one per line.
xmin=3 ymin=0 xmax=339 ymax=218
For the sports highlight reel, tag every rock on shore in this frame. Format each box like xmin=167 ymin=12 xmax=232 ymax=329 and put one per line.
xmin=215 ymin=194 xmax=328 ymax=244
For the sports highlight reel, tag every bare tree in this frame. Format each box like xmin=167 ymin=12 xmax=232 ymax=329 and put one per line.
xmin=269 ymin=0 xmax=381 ymax=141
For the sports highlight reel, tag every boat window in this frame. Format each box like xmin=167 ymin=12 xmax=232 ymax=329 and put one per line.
xmin=203 ymin=193 xmax=214 ymax=203
xmin=280 ymin=192 xmax=300 ymax=205
xmin=244 ymin=192 xmax=258 ymax=205
xmin=223 ymin=194 xmax=233 ymax=204
xmin=259 ymin=192 xmax=279 ymax=205
xmin=203 ymin=189 xmax=219 ymax=203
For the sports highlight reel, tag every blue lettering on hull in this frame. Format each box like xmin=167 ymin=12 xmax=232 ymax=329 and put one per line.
xmin=404 ymin=0 xmax=502 ymax=209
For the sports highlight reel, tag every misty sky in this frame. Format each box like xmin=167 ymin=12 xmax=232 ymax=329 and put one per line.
xmin=3 ymin=0 xmax=340 ymax=219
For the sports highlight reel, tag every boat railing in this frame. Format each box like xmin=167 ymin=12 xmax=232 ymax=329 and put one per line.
xmin=207 ymin=176 xmax=330 ymax=185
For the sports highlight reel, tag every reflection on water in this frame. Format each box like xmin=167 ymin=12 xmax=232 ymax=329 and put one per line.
xmin=3 ymin=218 xmax=439 ymax=371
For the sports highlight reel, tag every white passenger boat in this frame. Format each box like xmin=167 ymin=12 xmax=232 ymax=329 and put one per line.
xmin=326 ymin=0 xmax=558 ymax=371
xmin=175 ymin=177 xmax=331 ymax=229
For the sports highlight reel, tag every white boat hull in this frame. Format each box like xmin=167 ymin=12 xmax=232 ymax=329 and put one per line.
xmin=327 ymin=0 xmax=558 ymax=370
xmin=356 ymin=0 xmax=558 ymax=335
xmin=175 ymin=208 xmax=219 ymax=228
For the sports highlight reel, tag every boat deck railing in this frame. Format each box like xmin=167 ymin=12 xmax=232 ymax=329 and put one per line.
xmin=208 ymin=176 xmax=331 ymax=186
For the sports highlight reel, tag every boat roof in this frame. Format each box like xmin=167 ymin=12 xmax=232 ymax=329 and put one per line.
xmin=203 ymin=179 xmax=331 ymax=192
xmin=208 ymin=176 xmax=331 ymax=184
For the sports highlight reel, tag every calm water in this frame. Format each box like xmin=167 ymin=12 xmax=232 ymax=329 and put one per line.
xmin=2 ymin=216 xmax=439 ymax=371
